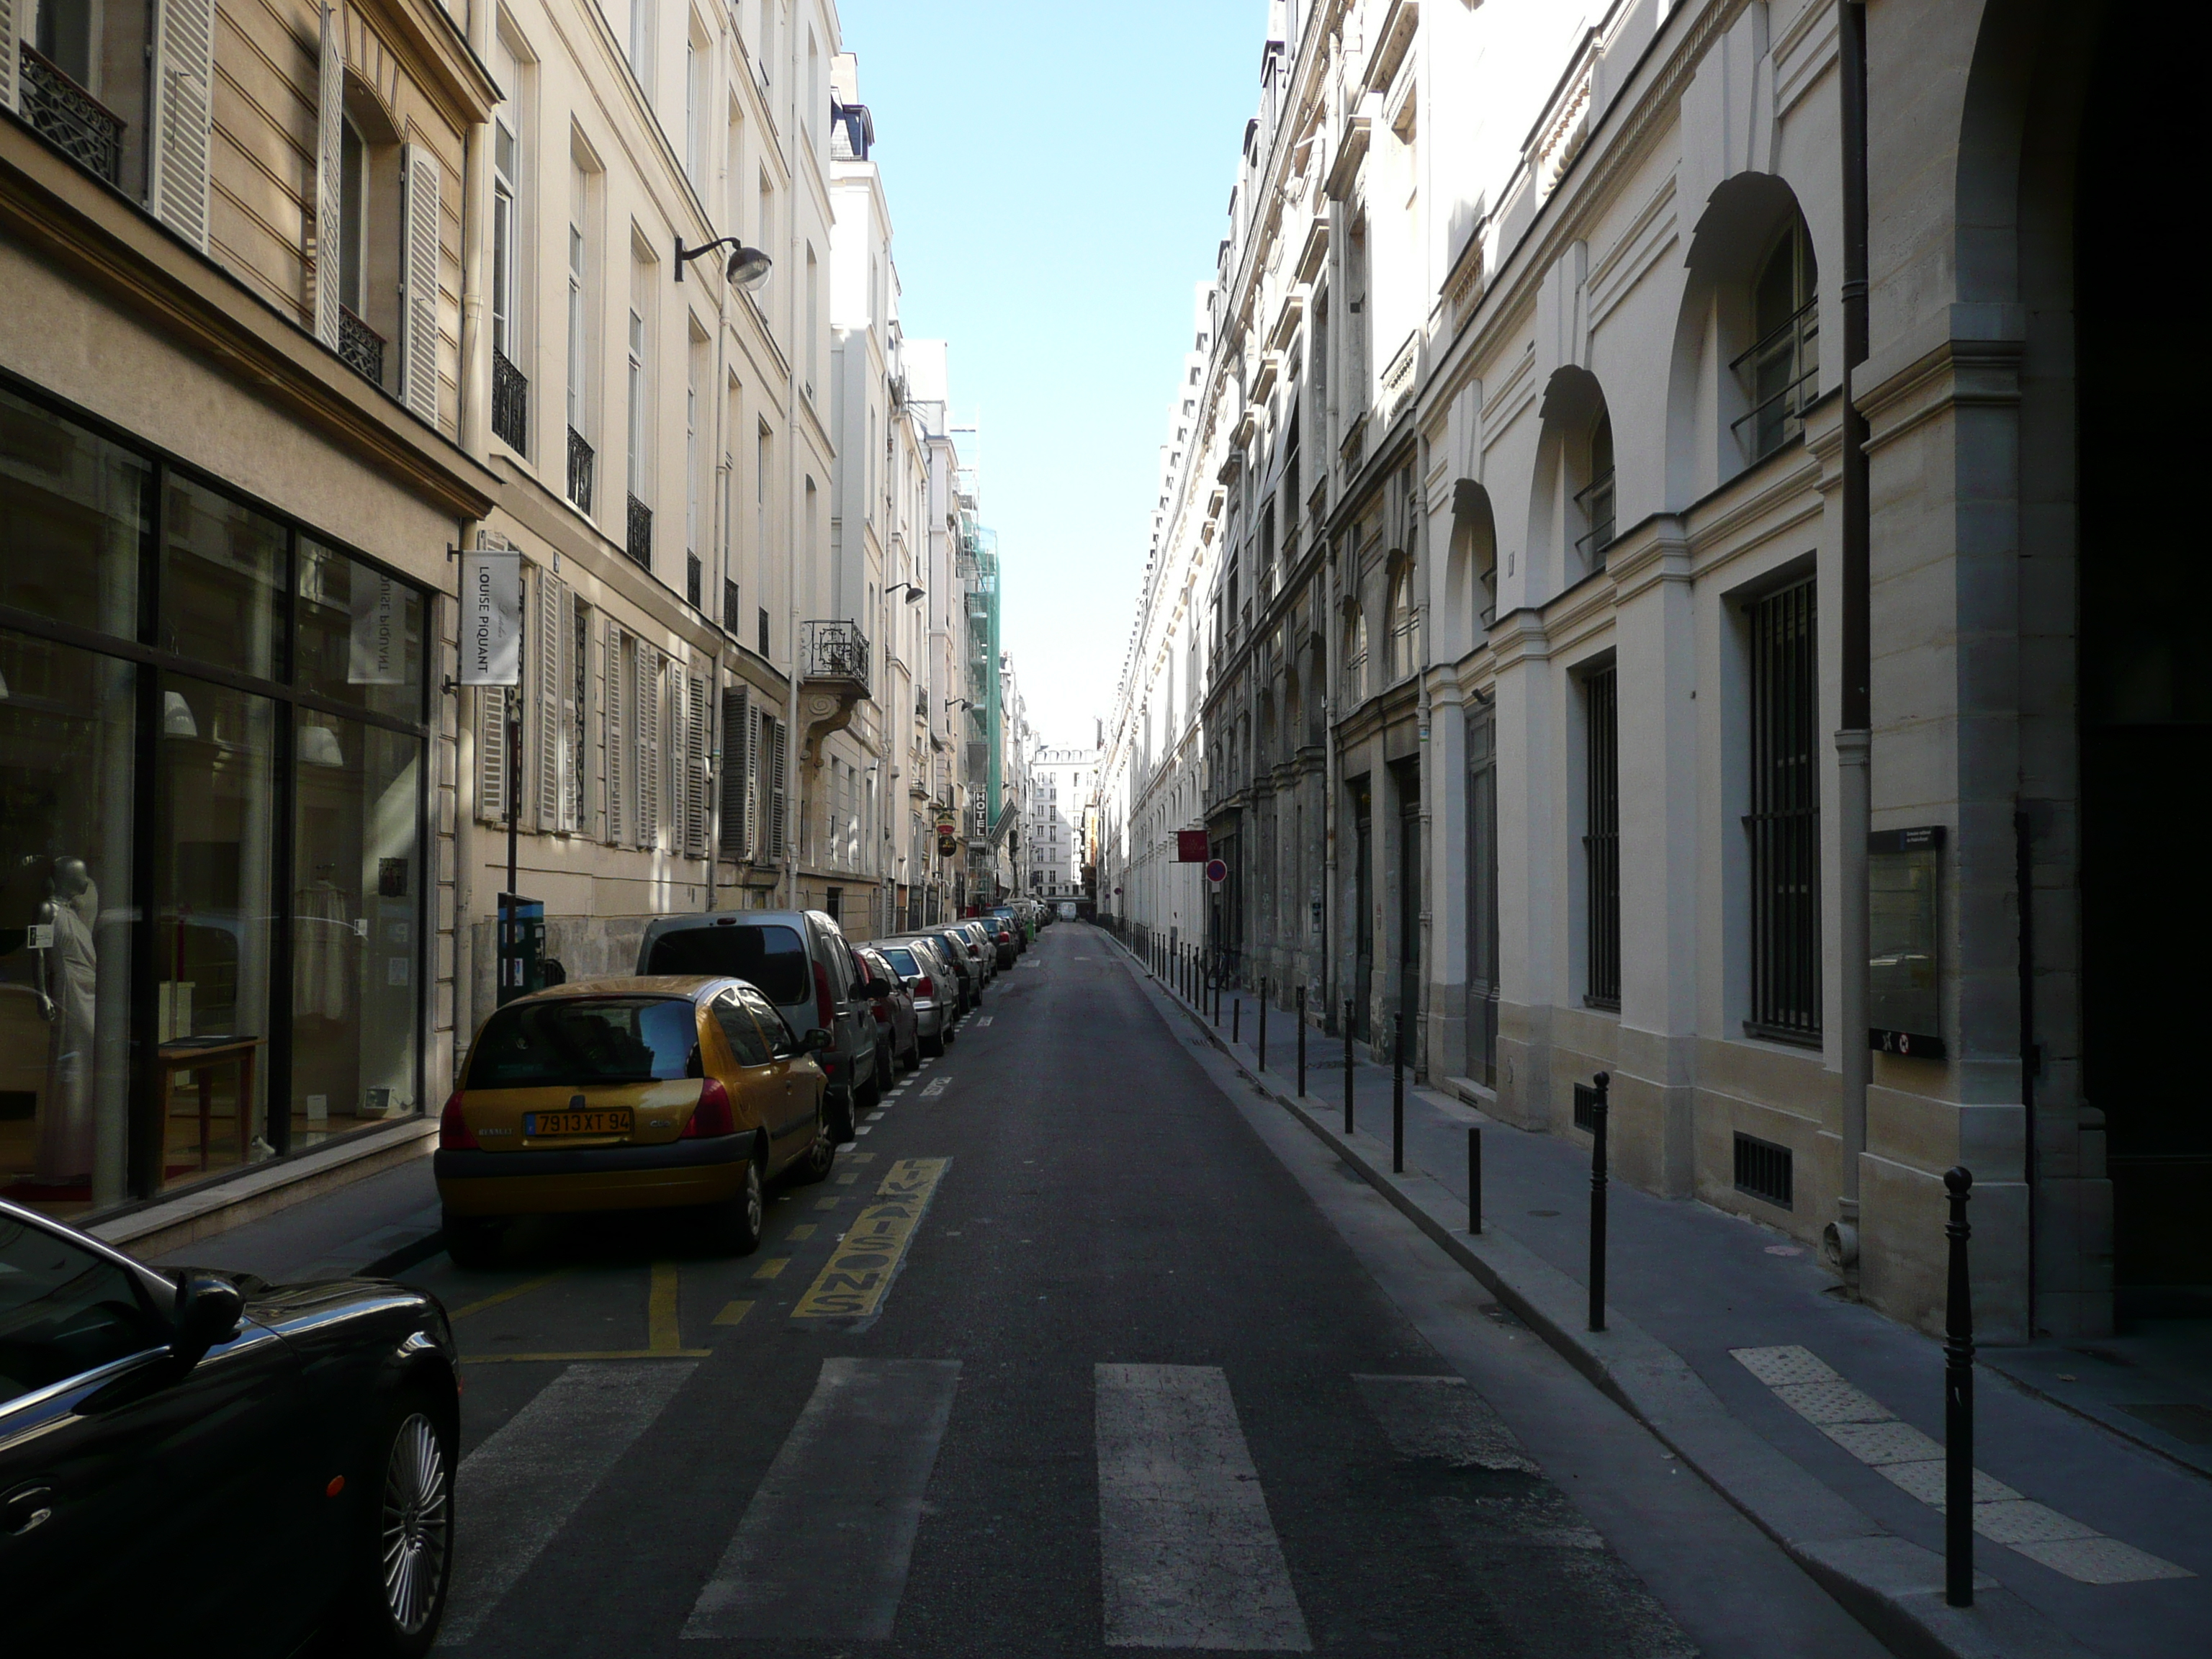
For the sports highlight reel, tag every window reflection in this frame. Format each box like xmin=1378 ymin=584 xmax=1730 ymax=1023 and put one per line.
xmin=0 ymin=385 xmax=147 ymax=642
xmin=297 ymin=540 xmax=424 ymax=723
xmin=163 ymin=475 xmax=284 ymax=680
xmin=157 ymin=675 xmax=276 ymax=1188
xmin=0 ymin=632 xmax=137 ymax=1217
xmin=292 ymin=711 xmax=419 ymax=1143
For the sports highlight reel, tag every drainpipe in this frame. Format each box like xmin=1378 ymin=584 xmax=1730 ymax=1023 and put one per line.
xmin=1827 ymin=0 xmax=1872 ymax=1287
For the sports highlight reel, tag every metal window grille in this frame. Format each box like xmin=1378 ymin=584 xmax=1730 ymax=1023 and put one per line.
xmin=1732 ymin=298 xmax=1820 ymax=464
xmin=1745 ymin=579 xmax=1820 ymax=1043
xmin=626 ymin=493 xmax=652 ymax=570
xmin=493 ymin=349 xmax=529 ymax=450
xmin=722 ymin=577 xmax=741 ymax=635
xmin=338 ymin=307 xmax=386 ymax=385
xmin=1733 ymin=1132 xmax=1794 ymax=1208
xmin=567 ymin=426 xmax=595 ymax=513
xmin=1583 ymin=663 xmax=1620 ymax=1009
xmin=1573 ymin=1079 xmax=1604 ymax=1133
xmin=1573 ymin=469 xmax=1617 ymax=564
xmin=21 ymin=46 xmax=125 ymax=184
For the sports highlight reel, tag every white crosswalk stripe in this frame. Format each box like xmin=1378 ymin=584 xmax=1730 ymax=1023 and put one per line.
xmin=684 ymin=1358 xmax=961 ymax=1641
xmin=439 ymin=1361 xmax=696 ymax=1645
xmin=1094 ymin=1363 xmax=1311 ymax=1650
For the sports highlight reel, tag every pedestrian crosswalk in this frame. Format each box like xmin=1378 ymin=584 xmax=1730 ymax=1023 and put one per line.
xmin=436 ymin=1356 xmax=1692 ymax=1652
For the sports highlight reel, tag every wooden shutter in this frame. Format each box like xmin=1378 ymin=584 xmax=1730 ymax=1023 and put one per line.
xmin=534 ymin=570 xmax=562 ymax=830
xmin=150 ymin=0 xmax=217 ymax=251
xmin=683 ymin=668 xmax=711 ymax=858
xmin=768 ymin=717 xmax=788 ymax=859
xmin=0 ymin=0 xmax=20 ymax=114
xmin=400 ymin=143 xmax=442 ymax=422
xmin=636 ymin=645 xmax=661 ymax=849
xmin=605 ymin=627 xmax=626 ymax=845
xmin=477 ymin=685 xmax=508 ymax=823
xmin=557 ymin=585 xmax=580 ymax=831
xmin=313 ymin=4 xmax=343 ymax=347
xmin=719 ymin=685 xmax=750 ymax=861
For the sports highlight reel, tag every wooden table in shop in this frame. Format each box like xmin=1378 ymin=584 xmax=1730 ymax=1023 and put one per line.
xmin=158 ymin=1038 xmax=264 ymax=1170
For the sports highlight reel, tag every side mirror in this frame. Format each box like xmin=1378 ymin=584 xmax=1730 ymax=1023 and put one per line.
xmin=804 ymin=1027 xmax=834 ymax=1053
xmin=170 ymin=1273 xmax=244 ymax=1371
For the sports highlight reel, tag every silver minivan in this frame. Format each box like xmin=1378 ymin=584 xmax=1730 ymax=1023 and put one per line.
xmin=636 ymin=910 xmax=882 ymax=1138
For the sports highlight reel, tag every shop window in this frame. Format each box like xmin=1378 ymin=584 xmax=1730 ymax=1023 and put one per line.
xmin=162 ymin=475 xmax=285 ymax=681
xmin=0 ymin=634 xmax=138 ymax=1218
xmin=0 ymin=386 xmax=148 ymax=641
xmin=297 ymin=540 xmax=426 ymax=724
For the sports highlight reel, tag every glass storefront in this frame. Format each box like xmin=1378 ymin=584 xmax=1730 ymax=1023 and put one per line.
xmin=0 ymin=380 xmax=431 ymax=1220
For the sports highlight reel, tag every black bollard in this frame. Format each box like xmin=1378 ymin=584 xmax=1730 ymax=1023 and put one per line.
xmin=1344 ymin=999 xmax=1355 ymax=1135
xmin=1945 ymin=1166 xmax=1976 ymax=1608
xmin=1392 ymin=1014 xmax=1405 ymax=1174
xmin=1297 ymin=985 xmax=1307 ymax=1097
xmin=1467 ymin=1126 xmax=1483 ymax=1233
xmin=1233 ymin=998 xmax=1240 ymax=1044
xmin=1259 ymin=980 xmax=1268 ymax=1073
xmin=1212 ymin=961 xmax=1220 ymax=1027
xmin=1588 ymin=1071 xmax=1610 ymax=1332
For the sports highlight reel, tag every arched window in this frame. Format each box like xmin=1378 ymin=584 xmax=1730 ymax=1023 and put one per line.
xmin=1737 ymin=217 xmax=1818 ymax=462
xmin=1342 ymin=601 xmax=1368 ymax=705
xmin=1386 ymin=559 xmax=1417 ymax=682
xmin=1573 ymin=410 xmax=1616 ymax=567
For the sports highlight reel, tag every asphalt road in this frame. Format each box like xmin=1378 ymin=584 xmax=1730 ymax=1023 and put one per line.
xmin=396 ymin=923 xmax=1885 ymax=1658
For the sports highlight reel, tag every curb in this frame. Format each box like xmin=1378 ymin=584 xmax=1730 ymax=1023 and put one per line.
xmin=1100 ymin=931 xmax=2097 ymax=1659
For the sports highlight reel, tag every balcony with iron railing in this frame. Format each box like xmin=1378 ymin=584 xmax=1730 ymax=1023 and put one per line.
xmin=20 ymin=46 xmax=125 ymax=185
xmin=1732 ymin=298 xmax=1820 ymax=464
xmin=1573 ymin=469 xmax=1616 ymax=567
xmin=801 ymin=619 xmax=871 ymax=690
xmin=492 ymin=350 xmax=527 ymax=450
xmin=625 ymin=494 xmax=652 ymax=570
xmin=566 ymin=428 xmax=595 ymax=513
xmin=338 ymin=307 xmax=385 ymax=387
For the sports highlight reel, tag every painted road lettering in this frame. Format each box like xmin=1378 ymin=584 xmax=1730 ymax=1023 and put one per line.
xmin=791 ymin=1157 xmax=950 ymax=1319
xmin=920 ymin=1076 xmax=951 ymax=1099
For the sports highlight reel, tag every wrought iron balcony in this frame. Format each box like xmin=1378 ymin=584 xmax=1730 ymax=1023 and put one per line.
xmin=1573 ymin=469 xmax=1617 ymax=565
xmin=338 ymin=307 xmax=385 ymax=386
xmin=492 ymin=349 xmax=528 ymax=450
xmin=566 ymin=427 xmax=594 ymax=513
xmin=1732 ymin=298 xmax=1820 ymax=464
xmin=801 ymin=619 xmax=871 ymax=688
xmin=21 ymin=47 xmax=124 ymax=185
xmin=626 ymin=494 xmax=652 ymax=570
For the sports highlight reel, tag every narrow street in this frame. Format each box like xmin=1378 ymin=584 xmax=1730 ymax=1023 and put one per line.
xmin=389 ymin=924 xmax=1880 ymax=1658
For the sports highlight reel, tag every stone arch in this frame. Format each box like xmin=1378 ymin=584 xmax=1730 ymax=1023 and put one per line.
xmin=1663 ymin=171 xmax=1817 ymax=505
xmin=1437 ymin=480 xmax=1498 ymax=662
xmin=1525 ymin=367 xmax=1614 ymax=595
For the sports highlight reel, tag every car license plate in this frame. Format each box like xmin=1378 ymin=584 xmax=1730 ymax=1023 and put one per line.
xmin=524 ymin=1109 xmax=633 ymax=1137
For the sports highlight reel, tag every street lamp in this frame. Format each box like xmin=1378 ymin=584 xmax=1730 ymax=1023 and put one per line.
xmin=888 ymin=583 xmax=925 ymax=603
xmin=674 ymin=234 xmax=773 ymax=292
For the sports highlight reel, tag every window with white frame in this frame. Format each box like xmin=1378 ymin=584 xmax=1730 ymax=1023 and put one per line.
xmin=627 ymin=304 xmax=647 ymax=503
xmin=629 ymin=0 xmax=655 ymax=99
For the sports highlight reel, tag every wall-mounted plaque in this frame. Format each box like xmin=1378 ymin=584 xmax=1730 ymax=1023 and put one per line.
xmin=1869 ymin=825 xmax=1944 ymax=1058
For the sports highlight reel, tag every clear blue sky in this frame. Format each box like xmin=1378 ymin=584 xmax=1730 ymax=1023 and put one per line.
xmin=837 ymin=0 xmax=1267 ymax=750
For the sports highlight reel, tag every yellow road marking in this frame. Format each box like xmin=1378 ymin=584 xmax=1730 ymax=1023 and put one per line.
xmin=787 ymin=1223 xmax=817 ymax=1240
xmin=753 ymin=1256 xmax=790 ymax=1279
xmin=814 ymin=1197 xmax=841 ymax=1210
xmin=791 ymin=1157 xmax=950 ymax=1320
xmin=835 ymin=1174 xmax=858 ymax=1184
xmin=449 ymin=1269 xmax=567 ymax=1322
xmin=463 ymin=1349 xmax=708 ymax=1362
xmin=847 ymin=1152 xmax=877 ymax=1164
xmin=713 ymin=1300 xmax=755 ymax=1326
xmin=648 ymin=1261 xmax=686 ymax=1352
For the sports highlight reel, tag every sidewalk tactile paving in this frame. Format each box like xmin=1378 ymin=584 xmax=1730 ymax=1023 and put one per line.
xmin=1879 ymin=1460 xmax=2020 ymax=1507
xmin=1822 ymin=1420 xmax=1943 ymax=1465
xmin=1771 ymin=1380 xmax=1894 ymax=1424
xmin=2009 ymin=1534 xmax=2198 ymax=1585
xmin=1730 ymin=1344 xmax=1840 ymax=1388
xmin=1971 ymin=1499 xmax=2097 ymax=1545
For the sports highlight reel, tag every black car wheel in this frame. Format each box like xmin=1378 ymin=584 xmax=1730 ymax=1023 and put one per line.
xmin=828 ymin=1086 xmax=856 ymax=1144
xmin=441 ymin=1210 xmax=502 ymax=1271
xmin=856 ymin=1048 xmax=884 ymax=1109
xmin=922 ymin=1027 xmax=945 ymax=1058
xmin=346 ymin=1393 xmax=454 ymax=1656
xmin=793 ymin=1098 xmax=836 ymax=1184
xmin=696 ymin=1157 xmax=765 ymax=1256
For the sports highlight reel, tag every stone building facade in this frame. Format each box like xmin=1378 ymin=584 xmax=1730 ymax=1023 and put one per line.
xmin=1097 ymin=0 xmax=2190 ymax=1340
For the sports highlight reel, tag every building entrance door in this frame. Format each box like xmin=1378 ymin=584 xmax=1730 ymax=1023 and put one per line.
xmin=1352 ymin=778 xmax=1372 ymax=1042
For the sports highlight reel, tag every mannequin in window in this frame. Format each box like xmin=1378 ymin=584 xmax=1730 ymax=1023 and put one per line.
xmin=35 ymin=857 xmax=98 ymax=1184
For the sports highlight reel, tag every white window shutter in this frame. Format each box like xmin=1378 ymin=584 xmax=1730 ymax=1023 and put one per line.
xmin=605 ymin=628 xmax=626 ymax=845
xmin=557 ymin=585 xmax=580 ymax=832
xmin=150 ymin=0 xmax=217 ymax=252
xmin=768 ymin=717 xmax=788 ymax=859
xmin=0 ymin=0 xmax=21 ymax=114
xmin=313 ymin=4 xmax=343 ymax=347
xmin=534 ymin=570 xmax=562 ymax=830
xmin=719 ymin=685 xmax=750 ymax=861
xmin=684 ymin=668 xmax=710 ymax=859
xmin=400 ymin=143 xmax=442 ymax=422
xmin=637 ymin=647 xmax=662 ymax=849
xmin=478 ymin=686 xmax=509 ymax=823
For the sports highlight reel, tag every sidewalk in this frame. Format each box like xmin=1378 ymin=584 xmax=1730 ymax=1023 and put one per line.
xmin=1130 ymin=947 xmax=2210 ymax=1659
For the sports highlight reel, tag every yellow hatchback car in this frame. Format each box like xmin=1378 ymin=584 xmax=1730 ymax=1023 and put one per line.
xmin=435 ymin=976 xmax=835 ymax=1265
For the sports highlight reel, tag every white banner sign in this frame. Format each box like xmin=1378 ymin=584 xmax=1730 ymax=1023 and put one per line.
xmin=459 ymin=550 xmax=521 ymax=686
xmin=348 ymin=572 xmax=406 ymax=684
